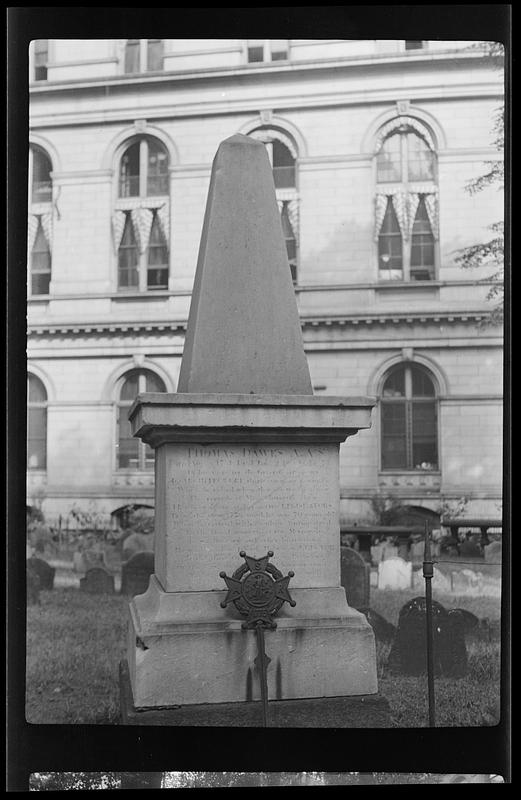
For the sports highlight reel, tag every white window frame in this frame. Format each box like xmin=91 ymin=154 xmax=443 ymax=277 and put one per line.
xmin=124 ymin=39 xmax=163 ymax=73
xmin=246 ymin=39 xmax=289 ymax=63
xmin=375 ymin=124 xmax=439 ymax=282
xmin=114 ymin=137 xmax=170 ymax=293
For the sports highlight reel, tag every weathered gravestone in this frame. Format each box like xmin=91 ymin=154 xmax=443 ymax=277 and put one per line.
xmin=387 ymin=597 xmax=467 ymax=677
xmin=27 ymin=555 xmax=55 ymax=590
xmin=378 ymin=556 xmax=412 ymax=590
xmin=340 ymin=546 xmax=370 ymax=611
xmin=122 ymin=135 xmax=386 ymax=723
xmin=121 ymin=552 xmax=155 ymax=596
xmin=27 ymin=562 xmax=41 ymax=605
xmin=80 ymin=567 xmax=115 ymax=594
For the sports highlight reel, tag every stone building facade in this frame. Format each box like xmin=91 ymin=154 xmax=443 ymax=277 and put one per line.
xmin=27 ymin=39 xmax=504 ymax=528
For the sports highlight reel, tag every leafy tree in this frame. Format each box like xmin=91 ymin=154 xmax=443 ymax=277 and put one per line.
xmin=30 ymin=773 xmax=121 ymax=790
xmin=454 ymin=42 xmax=505 ymax=325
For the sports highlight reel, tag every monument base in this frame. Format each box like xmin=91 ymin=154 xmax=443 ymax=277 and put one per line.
xmin=119 ymin=661 xmax=390 ymax=727
xmin=127 ymin=576 xmax=378 ymax=708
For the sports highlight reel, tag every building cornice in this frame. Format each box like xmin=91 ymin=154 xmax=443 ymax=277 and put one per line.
xmin=29 ymin=47 xmax=496 ymax=95
xmin=27 ymin=310 xmax=499 ymax=337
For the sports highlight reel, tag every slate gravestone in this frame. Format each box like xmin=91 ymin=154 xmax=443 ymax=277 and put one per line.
xmin=27 ymin=562 xmax=41 ymax=605
xmin=27 ymin=556 xmax=55 ymax=590
xmin=340 ymin=546 xmax=370 ymax=611
xmin=364 ymin=608 xmax=396 ymax=643
xmin=387 ymin=597 xmax=467 ymax=677
xmin=121 ymin=552 xmax=154 ymax=596
xmin=80 ymin=566 xmax=115 ymax=594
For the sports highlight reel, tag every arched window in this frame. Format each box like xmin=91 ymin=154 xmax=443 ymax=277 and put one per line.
xmin=124 ymin=39 xmax=163 ymax=73
xmin=375 ymin=119 xmax=438 ymax=281
xmin=113 ymin=136 xmax=170 ymax=291
xmin=27 ymin=374 xmax=47 ymax=470
xmin=28 ymin=146 xmax=53 ymax=296
xmin=247 ymin=40 xmax=289 ymax=63
xmin=248 ymin=128 xmax=298 ymax=282
xmin=380 ymin=364 xmax=438 ymax=472
xmin=116 ymin=370 xmax=166 ymax=470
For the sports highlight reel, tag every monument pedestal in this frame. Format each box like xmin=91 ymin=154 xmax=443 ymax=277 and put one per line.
xmin=125 ymin=394 xmax=381 ymax=715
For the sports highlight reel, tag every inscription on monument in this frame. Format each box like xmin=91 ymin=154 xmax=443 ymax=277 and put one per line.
xmin=161 ymin=444 xmax=340 ymax=591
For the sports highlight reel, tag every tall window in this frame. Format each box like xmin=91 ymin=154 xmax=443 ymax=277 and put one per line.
xmin=381 ymin=364 xmax=438 ymax=471
xmin=33 ymin=39 xmax=48 ymax=81
xmin=375 ymin=120 xmax=438 ymax=281
xmin=114 ymin=137 xmax=170 ymax=291
xmin=124 ymin=39 xmax=163 ymax=73
xmin=247 ymin=40 xmax=288 ymax=63
xmin=28 ymin=146 xmax=53 ymax=296
xmin=27 ymin=375 xmax=47 ymax=470
xmin=116 ymin=370 xmax=166 ymax=470
xmin=248 ymin=128 xmax=298 ymax=282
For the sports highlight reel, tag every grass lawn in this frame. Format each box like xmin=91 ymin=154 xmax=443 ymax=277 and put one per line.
xmin=26 ymin=586 xmax=501 ymax=727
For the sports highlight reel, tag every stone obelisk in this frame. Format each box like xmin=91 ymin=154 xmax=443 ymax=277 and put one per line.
xmin=123 ymin=135 xmax=385 ymax=724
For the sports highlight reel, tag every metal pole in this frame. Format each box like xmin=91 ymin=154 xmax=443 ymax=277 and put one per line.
xmin=255 ymin=623 xmax=270 ymax=728
xmin=423 ymin=521 xmax=436 ymax=727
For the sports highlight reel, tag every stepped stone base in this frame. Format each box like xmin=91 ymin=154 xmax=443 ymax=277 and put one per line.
xmin=119 ymin=661 xmax=390 ymax=727
xmin=127 ymin=577 xmax=379 ymax=708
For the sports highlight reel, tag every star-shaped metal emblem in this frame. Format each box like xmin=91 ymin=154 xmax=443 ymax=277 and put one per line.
xmin=220 ymin=550 xmax=296 ymax=629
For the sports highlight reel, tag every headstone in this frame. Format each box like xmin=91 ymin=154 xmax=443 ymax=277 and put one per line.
xmin=340 ymin=546 xmax=370 ymax=611
xmin=122 ymin=532 xmax=154 ymax=562
xmin=125 ymin=135 xmax=380 ymax=712
xmin=387 ymin=597 xmax=467 ymax=677
xmin=409 ymin=538 xmax=424 ymax=564
xmin=27 ymin=562 xmax=41 ymax=605
xmin=370 ymin=541 xmax=384 ymax=566
xmin=80 ymin=567 xmax=115 ymax=594
xmin=484 ymin=540 xmax=502 ymax=562
xmin=26 ymin=556 xmax=55 ymax=590
xmin=377 ymin=556 xmax=412 ymax=590
xmin=364 ymin=608 xmax=396 ymax=643
xmin=83 ymin=548 xmax=109 ymax=571
xmin=121 ymin=552 xmax=155 ymax=596
xmin=450 ymin=568 xmax=482 ymax=595
xmin=381 ymin=540 xmax=399 ymax=561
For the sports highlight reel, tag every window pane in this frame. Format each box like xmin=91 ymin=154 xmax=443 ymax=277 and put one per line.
xmin=125 ymin=40 xmax=140 ymax=73
xmin=147 ymin=141 xmax=169 ymax=195
xmin=118 ymin=215 xmax=139 ymax=288
xmin=377 ymin=134 xmax=401 ymax=182
xmin=120 ymin=373 xmax=140 ymax=401
xmin=407 ymin=134 xmax=435 ymax=181
xmin=381 ymin=402 xmax=407 ymax=469
xmin=119 ymin=143 xmax=140 ymax=197
xmin=248 ymin=46 xmax=264 ymax=62
xmin=271 ymin=40 xmax=288 ymax=60
xmin=117 ymin=407 xmax=139 ymax=468
xmin=383 ymin=368 xmax=405 ymax=397
xmin=412 ymin=402 xmax=438 ymax=468
xmin=145 ymin=372 xmax=166 ymax=392
xmin=34 ymin=40 xmax=48 ymax=80
xmin=32 ymin=150 xmax=52 ymax=202
xmin=405 ymin=41 xmax=424 ymax=50
xmin=411 ymin=367 xmax=435 ymax=397
xmin=147 ymin=39 xmax=163 ymax=71
xmin=28 ymin=375 xmax=47 ymax=403
xmin=31 ymin=273 xmax=51 ymax=295
xmin=27 ymin=407 xmax=47 ymax=469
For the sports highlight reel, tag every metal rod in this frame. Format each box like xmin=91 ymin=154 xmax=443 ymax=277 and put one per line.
xmin=255 ymin=623 xmax=270 ymax=728
xmin=423 ymin=521 xmax=436 ymax=727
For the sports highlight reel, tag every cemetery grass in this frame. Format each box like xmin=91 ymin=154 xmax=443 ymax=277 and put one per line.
xmin=26 ymin=587 xmax=500 ymax=727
